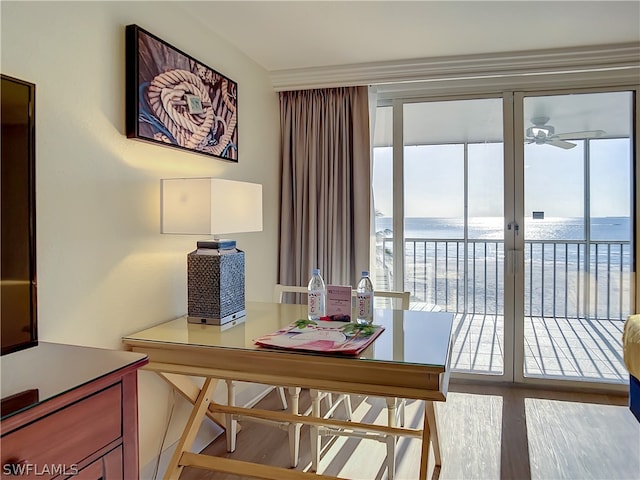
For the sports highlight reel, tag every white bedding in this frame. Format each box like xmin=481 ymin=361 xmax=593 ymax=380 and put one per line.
xmin=623 ymin=314 xmax=640 ymax=379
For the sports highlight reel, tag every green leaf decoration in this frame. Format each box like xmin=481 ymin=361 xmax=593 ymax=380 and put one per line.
xmin=294 ymin=319 xmax=317 ymax=329
xmin=341 ymin=323 xmax=376 ymax=337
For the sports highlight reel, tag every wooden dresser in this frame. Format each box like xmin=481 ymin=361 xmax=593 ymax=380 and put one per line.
xmin=0 ymin=343 xmax=147 ymax=479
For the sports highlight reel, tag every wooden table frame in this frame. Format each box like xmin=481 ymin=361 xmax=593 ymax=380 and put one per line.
xmin=123 ymin=303 xmax=453 ymax=480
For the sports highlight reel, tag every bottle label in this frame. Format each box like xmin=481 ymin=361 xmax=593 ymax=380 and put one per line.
xmin=357 ymin=292 xmax=373 ymax=320
xmin=308 ymin=291 xmax=322 ymax=316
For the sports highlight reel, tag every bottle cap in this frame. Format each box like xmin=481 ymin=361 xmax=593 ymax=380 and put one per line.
xmin=361 ymin=271 xmax=369 ymax=276
xmin=312 ymin=268 xmax=320 ymax=275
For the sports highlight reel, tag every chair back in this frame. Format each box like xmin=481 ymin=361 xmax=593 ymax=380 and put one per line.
xmin=370 ymin=290 xmax=410 ymax=310
xmin=273 ymin=284 xmax=308 ymax=304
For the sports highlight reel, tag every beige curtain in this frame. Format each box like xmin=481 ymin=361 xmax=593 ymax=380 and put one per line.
xmin=278 ymin=86 xmax=370 ymax=288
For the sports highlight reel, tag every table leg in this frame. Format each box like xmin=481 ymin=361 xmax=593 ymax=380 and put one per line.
xmin=419 ymin=401 xmax=431 ymax=480
xmin=341 ymin=393 xmax=353 ymax=420
xmin=310 ymin=389 xmax=321 ymax=472
xmin=277 ymin=386 xmax=289 ymax=410
xmin=156 ymin=372 xmax=225 ymax=428
xmin=164 ymin=378 xmax=218 ymax=480
xmin=386 ymin=397 xmax=397 ymax=428
xmin=425 ymin=401 xmax=441 ymax=466
xmin=287 ymin=387 xmax=302 ymax=467
xmin=385 ymin=397 xmax=397 ymax=480
xmin=225 ymin=380 xmax=238 ymax=452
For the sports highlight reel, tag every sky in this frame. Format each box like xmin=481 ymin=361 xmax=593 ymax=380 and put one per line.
xmin=373 ymin=137 xmax=631 ymax=220
xmin=373 ymin=92 xmax=632 ymax=222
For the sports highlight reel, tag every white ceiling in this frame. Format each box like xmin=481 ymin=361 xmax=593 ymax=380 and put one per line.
xmin=178 ymin=1 xmax=639 ymax=145
xmin=180 ymin=1 xmax=640 ymax=72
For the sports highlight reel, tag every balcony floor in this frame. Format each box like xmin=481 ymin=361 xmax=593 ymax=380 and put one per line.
xmin=444 ymin=311 xmax=627 ymax=383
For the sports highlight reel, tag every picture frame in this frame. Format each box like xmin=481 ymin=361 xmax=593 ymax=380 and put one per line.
xmin=125 ymin=24 xmax=238 ymax=162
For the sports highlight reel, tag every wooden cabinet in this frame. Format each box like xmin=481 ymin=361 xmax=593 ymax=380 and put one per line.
xmin=74 ymin=447 xmax=123 ymax=480
xmin=1 ymin=343 xmax=147 ymax=479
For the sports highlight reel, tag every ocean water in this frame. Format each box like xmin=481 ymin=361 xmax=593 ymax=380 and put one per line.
xmin=376 ymin=216 xmax=631 ymax=242
xmin=375 ymin=216 xmax=632 ymax=318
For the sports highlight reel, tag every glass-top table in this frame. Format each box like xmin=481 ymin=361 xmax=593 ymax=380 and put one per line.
xmin=122 ymin=301 xmax=454 ymax=480
xmin=123 ymin=301 xmax=453 ymax=370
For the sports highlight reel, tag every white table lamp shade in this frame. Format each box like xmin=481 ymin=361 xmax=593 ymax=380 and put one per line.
xmin=161 ymin=178 xmax=262 ymax=235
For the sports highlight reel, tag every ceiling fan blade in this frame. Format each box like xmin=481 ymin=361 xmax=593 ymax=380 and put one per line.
xmin=547 ymin=139 xmax=577 ymax=149
xmin=553 ymin=130 xmax=606 ymax=140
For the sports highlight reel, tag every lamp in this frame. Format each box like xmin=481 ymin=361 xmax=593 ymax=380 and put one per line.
xmin=161 ymin=178 xmax=263 ymax=325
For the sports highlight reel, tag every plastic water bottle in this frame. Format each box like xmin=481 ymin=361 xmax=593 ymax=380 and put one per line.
xmin=356 ymin=271 xmax=374 ymax=324
xmin=307 ymin=268 xmax=326 ymax=320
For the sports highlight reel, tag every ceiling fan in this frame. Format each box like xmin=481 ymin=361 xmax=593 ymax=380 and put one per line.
xmin=525 ymin=116 xmax=605 ymax=149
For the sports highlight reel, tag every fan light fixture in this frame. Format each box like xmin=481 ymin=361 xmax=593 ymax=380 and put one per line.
xmin=526 ymin=125 xmax=554 ymax=138
xmin=525 ymin=116 xmax=605 ymax=150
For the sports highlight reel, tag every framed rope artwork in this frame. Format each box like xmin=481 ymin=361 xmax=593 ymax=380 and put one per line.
xmin=125 ymin=25 xmax=238 ymax=162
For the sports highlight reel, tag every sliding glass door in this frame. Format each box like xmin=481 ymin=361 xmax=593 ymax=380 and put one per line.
xmin=517 ymin=90 xmax=634 ymax=385
xmin=373 ymin=96 xmax=511 ymax=381
xmin=373 ymin=87 xmax=636 ymax=388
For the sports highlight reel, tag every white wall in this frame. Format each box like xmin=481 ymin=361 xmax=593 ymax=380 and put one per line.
xmin=1 ymin=1 xmax=280 ymax=475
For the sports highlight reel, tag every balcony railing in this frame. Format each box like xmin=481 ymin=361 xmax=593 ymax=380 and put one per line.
xmin=379 ymin=237 xmax=632 ymax=320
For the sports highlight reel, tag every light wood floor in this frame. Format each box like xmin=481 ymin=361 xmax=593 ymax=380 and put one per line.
xmin=179 ymin=383 xmax=640 ymax=480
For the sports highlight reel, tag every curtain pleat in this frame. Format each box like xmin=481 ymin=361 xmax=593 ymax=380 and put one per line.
xmin=278 ymin=86 xmax=370 ymax=288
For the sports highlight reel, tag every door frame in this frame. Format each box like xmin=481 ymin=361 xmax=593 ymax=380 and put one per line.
xmin=512 ymin=86 xmax=636 ymax=391
xmin=387 ymin=92 xmax=514 ymax=384
xmin=379 ymin=84 xmax=637 ymax=392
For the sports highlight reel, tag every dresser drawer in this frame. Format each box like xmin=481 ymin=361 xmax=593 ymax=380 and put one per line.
xmin=1 ymin=384 xmax=122 ymax=479
xmin=71 ymin=446 xmax=123 ymax=480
